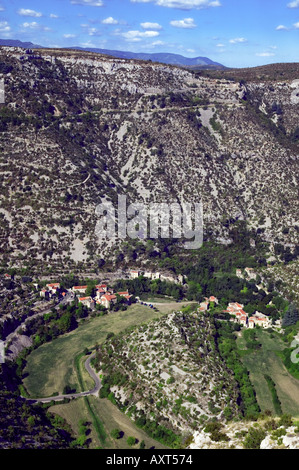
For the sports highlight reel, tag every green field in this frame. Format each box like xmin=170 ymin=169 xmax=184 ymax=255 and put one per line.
xmin=237 ymin=329 xmax=299 ymax=418
xmin=23 ymin=303 xmax=173 ymax=398
xmin=49 ymin=395 xmax=169 ymax=449
xmin=49 ymin=397 xmax=106 ymax=448
xmin=22 ymin=301 xmax=178 ymax=450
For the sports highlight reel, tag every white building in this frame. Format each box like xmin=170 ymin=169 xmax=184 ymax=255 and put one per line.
xmin=245 ymin=267 xmax=257 ymax=280
xmin=72 ymin=285 xmax=88 ymax=294
xmin=78 ymin=296 xmax=94 ymax=309
xmin=130 ymin=270 xmax=140 ymax=279
xmin=100 ymin=294 xmax=117 ymax=309
xmin=46 ymin=283 xmax=60 ymax=294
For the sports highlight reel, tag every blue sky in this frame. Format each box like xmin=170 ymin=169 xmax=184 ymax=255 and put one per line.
xmin=0 ymin=0 xmax=298 ymax=67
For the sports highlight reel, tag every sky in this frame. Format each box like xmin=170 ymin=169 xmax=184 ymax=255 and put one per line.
xmin=0 ymin=0 xmax=298 ymax=67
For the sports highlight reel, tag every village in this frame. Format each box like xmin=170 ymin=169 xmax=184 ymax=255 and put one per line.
xmin=40 ymin=282 xmax=133 ymax=310
xmin=199 ymin=296 xmax=279 ymax=329
xmin=37 ymin=266 xmax=281 ymax=330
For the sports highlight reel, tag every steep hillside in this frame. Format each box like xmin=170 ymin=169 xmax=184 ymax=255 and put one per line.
xmin=94 ymin=310 xmax=242 ymax=445
xmin=0 ymin=362 xmax=78 ymax=449
xmin=0 ymin=46 xmax=298 ymax=274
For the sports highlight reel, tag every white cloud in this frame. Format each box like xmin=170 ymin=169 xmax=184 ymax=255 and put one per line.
xmin=21 ymin=21 xmax=51 ymax=31
xmin=22 ymin=21 xmax=39 ymax=29
xmin=70 ymin=0 xmax=104 ymax=5
xmin=287 ymin=0 xmax=299 ymax=7
xmin=81 ymin=24 xmax=102 ymax=36
xmin=80 ymin=40 xmax=97 ymax=47
xmin=229 ymin=37 xmax=247 ymax=44
xmin=50 ymin=14 xmax=59 ymax=18
xmin=63 ymin=34 xmax=77 ymax=38
xmin=150 ymin=40 xmax=165 ymax=46
xmin=256 ymin=52 xmax=275 ymax=57
xmin=170 ymin=17 xmax=196 ymax=28
xmin=88 ymin=27 xmax=102 ymax=36
xmin=141 ymin=22 xmax=162 ymax=30
xmin=275 ymin=24 xmax=289 ymax=30
xmin=0 ymin=5 xmax=4 ymax=11
xmin=102 ymin=17 xmax=119 ymax=24
xmin=216 ymin=43 xmax=225 ymax=47
xmin=17 ymin=8 xmax=42 ymax=17
xmin=0 ymin=20 xmax=10 ymax=32
xmin=130 ymin=0 xmax=221 ymax=10
xmin=294 ymin=21 xmax=299 ymax=28
xmin=121 ymin=30 xmax=160 ymax=42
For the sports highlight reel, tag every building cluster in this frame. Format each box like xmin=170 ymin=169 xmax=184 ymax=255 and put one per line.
xmin=199 ymin=296 xmax=219 ymax=312
xmin=225 ymin=302 xmax=271 ymax=328
xmin=40 ymin=283 xmax=61 ymax=299
xmin=198 ymin=296 xmax=274 ymax=329
xmin=40 ymin=282 xmax=132 ymax=310
xmin=236 ymin=267 xmax=257 ymax=280
xmin=130 ymin=269 xmax=184 ymax=284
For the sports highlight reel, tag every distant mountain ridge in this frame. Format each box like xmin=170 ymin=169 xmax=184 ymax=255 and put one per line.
xmin=0 ymin=38 xmax=225 ymax=69
xmin=69 ymin=46 xmax=226 ymax=69
xmin=0 ymin=39 xmax=42 ymax=49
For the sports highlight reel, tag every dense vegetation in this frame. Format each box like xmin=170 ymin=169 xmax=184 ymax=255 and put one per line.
xmin=264 ymin=375 xmax=282 ymax=416
xmin=113 ymin=276 xmax=184 ymax=300
xmin=0 ymin=362 xmax=78 ymax=449
xmin=279 ymin=320 xmax=299 ymax=379
xmin=99 ymin=371 xmax=182 ymax=448
xmin=215 ymin=320 xmax=260 ymax=419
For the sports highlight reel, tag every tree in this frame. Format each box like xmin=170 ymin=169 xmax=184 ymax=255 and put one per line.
xmin=111 ymin=428 xmax=122 ymax=439
xmin=127 ymin=436 xmax=137 ymax=446
xmin=282 ymin=304 xmax=299 ymax=327
xmin=27 ymin=415 xmax=36 ymax=430
xmin=86 ymin=282 xmax=96 ymax=298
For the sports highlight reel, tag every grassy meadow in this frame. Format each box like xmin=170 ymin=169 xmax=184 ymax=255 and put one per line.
xmin=23 ymin=303 xmax=176 ymax=397
xmin=237 ymin=328 xmax=299 ymax=418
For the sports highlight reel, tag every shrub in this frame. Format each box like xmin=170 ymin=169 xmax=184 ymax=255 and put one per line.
xmin=243 ymin=427 xmax=266 ymax=449
xmin=127 ymin=436 xmax=137 ymax=446
xmin=278 ymin=414 xmax=293 ymax=428
xmin=111 ymin=429 xmax=122 ymax=439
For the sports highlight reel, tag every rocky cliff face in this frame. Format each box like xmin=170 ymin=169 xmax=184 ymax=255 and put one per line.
xmin=0 ymin=47 xmax=298 ymax=273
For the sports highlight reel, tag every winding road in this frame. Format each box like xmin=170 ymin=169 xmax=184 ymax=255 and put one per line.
xmin=24 ymin=353 xmax=102 ymax=403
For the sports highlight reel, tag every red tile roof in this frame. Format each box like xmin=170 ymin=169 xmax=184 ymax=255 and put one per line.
xmin=239 ymin=310 xmax=248 ymax=316
xmin=102 ymin=294 xmax=116 ymax=301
